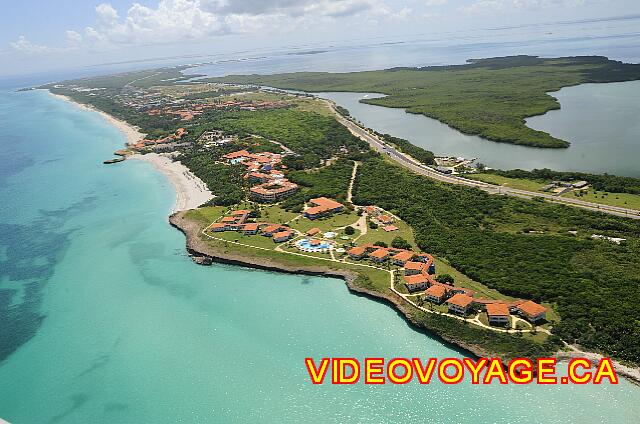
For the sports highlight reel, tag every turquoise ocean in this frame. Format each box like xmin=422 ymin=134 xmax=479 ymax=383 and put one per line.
xmin=1 ymin=83 xmax=640 ymax=422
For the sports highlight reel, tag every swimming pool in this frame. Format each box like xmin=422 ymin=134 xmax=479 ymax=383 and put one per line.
xmin=295 ymin=238 xmax=332 ymax=252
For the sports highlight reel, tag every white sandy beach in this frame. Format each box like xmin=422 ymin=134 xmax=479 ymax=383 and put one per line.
xmin=130 ymin=153 xmax=214 ymax=212
xmin=48 ymin=91 xmax=213 ymax=212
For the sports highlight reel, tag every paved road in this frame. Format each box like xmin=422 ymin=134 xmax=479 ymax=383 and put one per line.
xmin=328 ymin=103 xmax=640 ymax=220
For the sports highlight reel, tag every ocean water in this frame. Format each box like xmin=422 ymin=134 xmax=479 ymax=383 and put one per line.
xmin=1 ymin=89 xmax=640 ymax=422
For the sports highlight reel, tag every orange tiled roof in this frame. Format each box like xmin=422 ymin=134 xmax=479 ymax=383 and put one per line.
xmin=425 ymin=284 xmax=446 ymax=297
xmin=348 ymin=246 xmax=367 ymax=256
xmin=272 ymin=230 xmax=292 ymax=239
xmin=383 ymin=225 xmax=399 ymax=232
xmin=242 ymin=223 xmax=259 ymax=231
xmin=404 ymin=274 xmax=430 ymax=285
xmin=486 ymin=303 xmax=510 ymax=317
xmin=518 ymin=300 xmax=547 ymax=317
xmin=306 ymin=228 xmax=321 ymax=236
xmin=369 ymin=248 xmax=390 ymax=259
xmin=447 ymin=294 xmax=474 ymax=308
xmin=263 ymin=225 xmax=283 ymax=234
xmin=405 ymin=261 xmax=426 ymax=271
xmin=392 ymin=251 xmax=414 ymax=262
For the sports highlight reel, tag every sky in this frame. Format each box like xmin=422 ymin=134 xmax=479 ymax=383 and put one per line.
xmin=2 ymin=0 xmax=640 ymax=77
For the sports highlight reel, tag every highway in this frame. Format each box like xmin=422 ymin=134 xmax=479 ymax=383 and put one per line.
xmin=327 ymin=102 xmax=640 ymax=220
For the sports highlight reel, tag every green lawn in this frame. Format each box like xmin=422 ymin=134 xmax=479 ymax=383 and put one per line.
xmin=467 ymin=173 xmax=547 ymax=192
xmin=184 ymin=206 xmax=227 ymax=225
xmin=563 ymin=189 xmax=640 ymax=210
xmin=259 ymin=205 xmax=300 ymax=224
xmin=291 ymin=210 xmax=360 ymax=233
xmin=356 ymin=217 xmax=416 ymax=247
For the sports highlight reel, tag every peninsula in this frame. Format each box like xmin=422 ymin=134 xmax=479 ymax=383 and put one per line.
xmin=38 ymin=57 xmax=640 ymax=382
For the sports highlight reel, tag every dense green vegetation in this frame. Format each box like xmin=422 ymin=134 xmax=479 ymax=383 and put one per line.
xmin=378 ymin=133 xmax=435 ymax=165
xmin=281 ymin=158 xmax=354 ymax=211
xmin=486 ymin=168 xmax=640 ymax=195
xmin=179 ymin=155 xmax=246 ymax=206
xmin=353 ymin=156 xmax=640 ymax=364
xmin=207 ymin=55 xmax=640 ymax=148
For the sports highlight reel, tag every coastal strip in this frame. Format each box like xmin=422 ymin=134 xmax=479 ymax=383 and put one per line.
xmin=48 ymin=92 xmax=213 ymax=213
xmin=170 ymin=210 xmax=640 ymax=385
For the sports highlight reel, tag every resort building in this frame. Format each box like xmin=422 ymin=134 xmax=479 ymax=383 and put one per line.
xmin=516 ymin=301 xmax=547 ymax=323
xmin=248 ymin=171 xmax=273 ymax=183
xmin=414 ymin=253 xmax=436 ymax=274
xmin=486 ymin=303 xmax=510 ymax=326
xmin=424 ymin=284 xmax=447 ymax=303
xmin=404 ymin=261 xmax=428 ymax=276
xmin=304 ymin=197 xmax=345 ymax=220
xmin=404 ymin=274 xmax=432 ymax=293
xmin=447 ymin=294 xmax=474 ymax=315
xmin=369 ymin=248 xmax=391 ymax=263
xmin=347 ymin=246 xmax=367 ymax=260
xmin=262 ymin=225 xmax=286 ymax=237
xmin=210 ymin=223 xmax=226 ymax=232
xmin=272 ymin=230 xmax=293 ymax=243
xmin=250 ymin=180 xmax=299 ymax=203
xmin=223 ymin=149 xmax=253 ymax=164
xmin=306 ymin=228 xmax=321 ymax=236
xmin=242 ymin=223 xmax=260 ymax=235
xmin=392 ymin=251 xmax=414 ymax=266
xmin=378 ymin=214 xmax=394 ymax=225
xmin=383 ymin=225 xmax=399 ymax=232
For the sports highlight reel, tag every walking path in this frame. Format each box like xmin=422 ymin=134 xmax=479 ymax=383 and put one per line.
xmin=200 ymin=218 xmax=544 ymax=335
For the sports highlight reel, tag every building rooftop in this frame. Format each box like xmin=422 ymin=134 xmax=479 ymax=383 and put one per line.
xmin=403 ymin=274 xmax=431 ymax=285
xmin=405 ymin=261 xmax=426 ymax=271
xmin=447 ymin=294 xmax=474 ymax=308
xmin=369 ymin=248 xmax=390 ymax=259
xmin=425 ymin=284 xmax=446 ymax=297
xmin=517 ymin=300 xmax=547 ymax=317
xmin=392 ymin=251 xmax=414 ymax=262
xmin=486 ymin=303 xmax=510 ymax=317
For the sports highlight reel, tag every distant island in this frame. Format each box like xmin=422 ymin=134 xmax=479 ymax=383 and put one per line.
xmin=36 ymin=56 xmax=640 ymax=383
xmin=204 ymin=55 xmax=640 ymax=148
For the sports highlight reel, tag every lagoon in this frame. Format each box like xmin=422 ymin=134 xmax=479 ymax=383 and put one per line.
xmin=318 ymin=80 xmax=640 ymax=177
xmin=1 ymin=89 xmax=640 ymax=423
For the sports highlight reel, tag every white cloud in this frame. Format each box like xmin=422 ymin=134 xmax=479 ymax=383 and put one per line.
xmin=8 ymin=0 xmax=402 ymax=55
xmin=10 ymin=36 xmax=59 ymax=54
xmin=460 ymin=0 xmax=588 ymax=13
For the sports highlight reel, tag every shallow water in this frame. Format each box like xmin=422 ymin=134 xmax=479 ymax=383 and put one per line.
xmin=1 ymin=89 xmax=640 ymax=423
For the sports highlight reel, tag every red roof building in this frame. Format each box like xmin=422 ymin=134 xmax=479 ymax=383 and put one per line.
xmin=516 ymin=301 xmax=547 ymax=323
xmin=447 ymin=294 xmax=474 ymax=315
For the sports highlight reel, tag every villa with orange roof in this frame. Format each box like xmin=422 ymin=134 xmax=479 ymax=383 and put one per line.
xmin=516 ymin=300 xmax=547 ymax=323
xmin=404 ymin=261 xmax=428 ymax=276
xmin=272 ymin=230 xmax=293 ymax=243
xmin=404 ymin=274 xmax=432 ymax=293
xmin=242 ymin=223 xmax=260 ymax=235
xmin=250 ymin=180 xmax=298 ymax=203
xmin=347 ymin=246 xmax=367 ymax=260
xmin=486 ymin=303 xmax=510 ymax=326
xmin=261 ymin=224 xmax=286 ymax=237
xmin=306 ymin=228 xmax=321 ymax=236
xmin=447 ymin=294 xmax=474 ymax=315
xmin=304 ymin=197 xmax=344 ymax=220
xmin=391 ymin=251 xmax=414 ymax=266
xmin=424 ymin=284 xmax=448 ymax=304
xmin=369 ymin=248 xmax=390 ymax=263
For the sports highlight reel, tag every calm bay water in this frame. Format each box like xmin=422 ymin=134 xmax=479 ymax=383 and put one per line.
xmin=318 ymin=80 xmax=640 ymax=177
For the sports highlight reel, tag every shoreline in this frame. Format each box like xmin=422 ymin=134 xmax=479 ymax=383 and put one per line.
xmin=169 ymin=210 xmax=640 ymax=386
xmin=48 ymin=91 xmax=214 ymax=213
xmin=130 ymin=153 xmax=214 ymax=213
xmin=48 ymin=92 xmax=146 ymax=145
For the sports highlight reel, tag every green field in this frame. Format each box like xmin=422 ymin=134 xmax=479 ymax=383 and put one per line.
xmin=467 ymin=173 xmax=547 ymax=192
xmin=206 ymin=56 xmax=640 ymax=148
xmin=563 ymin=189 xmax=640 ymax=210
